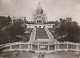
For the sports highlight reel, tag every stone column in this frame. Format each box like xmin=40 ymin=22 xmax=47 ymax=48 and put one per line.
xmin=76 ymin=45 xmax=79 ymax=51
xmin=19 ymin=44 xmax=21 ymax=49
xmin=31 ymin=45 xmax=33 ymax=50
xmin=10 ymin=45 xmax=12 ymax=51
xmin=67 ymin=44 xmax=68 ymax=51
xmin=28 ymin=44 xmax=31 ymax=49
xmin=55 ymin=44 xmax=56 ymax=51
xmin=38 ymin=46 xmax=40 ymax=50
xmin=48 ymin=46 xmax=50 ymax=51
xmin=57 ymin=44 xmax=59 ymax=50
xmin=19 ymin=44 xmax=21 ymax=51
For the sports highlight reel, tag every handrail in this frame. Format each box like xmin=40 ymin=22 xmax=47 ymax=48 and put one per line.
xmin=0 ymin=41 xmax=80 ymax=52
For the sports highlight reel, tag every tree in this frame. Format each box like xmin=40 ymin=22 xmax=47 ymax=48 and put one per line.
xmin=8 ymin=19 xmax=26 ymax=42
xmin=55 ymin=18 xmax=80 ymax=42
xmin=0 ymin=16 xmax=11 ymax=29
xmin=0 ymin=16 xmax=12 ymax=44
xmin=55 ymin=20 xmax=59 ymax=26
xmin=0 ymin=17 xmax=26 ymax=44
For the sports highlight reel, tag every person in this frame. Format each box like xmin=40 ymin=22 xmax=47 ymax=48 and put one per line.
xmin=42 ymin=54 xmax=45 ymax=58
xmin=38 ymin=52 xmax=41 ymax=58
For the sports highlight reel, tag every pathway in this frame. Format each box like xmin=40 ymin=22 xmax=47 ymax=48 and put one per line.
xmin=2 ymin=51 xmax=79 ymax=58
xmin=29 ymin=27 xmax=36 ymax=42
xmin=45 ymin=27 xmax=57 ymax=42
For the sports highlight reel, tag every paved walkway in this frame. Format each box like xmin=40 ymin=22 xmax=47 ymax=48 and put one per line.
xmin=45 ymin=27 xmax=58 ymax=42
xmin=29 ymin=27 xmax=36 ymax=42
xmin=1 ymin=51 xmax=79 ymax=58
xmin=45 ymin=27 xmax=54 ymax=39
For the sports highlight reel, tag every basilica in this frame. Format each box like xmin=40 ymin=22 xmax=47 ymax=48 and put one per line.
xmin=0 ymin=3 xmax=80 ymax=53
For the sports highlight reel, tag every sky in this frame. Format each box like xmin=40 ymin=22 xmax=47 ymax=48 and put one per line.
xmin=0 ymin=0 xmax=80 ymax=24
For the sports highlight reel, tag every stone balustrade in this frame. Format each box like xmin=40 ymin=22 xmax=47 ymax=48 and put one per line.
xmin=0 ymin=41 xmax=80 ymax=53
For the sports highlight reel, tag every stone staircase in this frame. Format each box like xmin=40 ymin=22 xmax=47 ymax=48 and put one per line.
xmin=36 ymin=28 xmax=49 ymax=39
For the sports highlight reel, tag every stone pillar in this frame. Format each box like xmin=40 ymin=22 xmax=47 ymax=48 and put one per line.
xmin=31 ymin=45 xmax=33 ymax=50
xmin=48 ymin=46 xmax=50 ymax=51
xmin=55 ymin=44 xmax=56 ymax=51
xmin=28 ymin=45 xmax=30 ymax=49
xmin=10 ymin=45 xmax=12 ymax=50
xmin=67 ymin=44 xmax=68 ymax=51
xmin=57 ymin=44 xmax=59 ymax=50
xmin=19 ymin=44 xmax=21 ymax=49
xmin=38 ymin=46 xmax=40 ymax=50
xmin=76 ymin=45 xmax=79 ymax=51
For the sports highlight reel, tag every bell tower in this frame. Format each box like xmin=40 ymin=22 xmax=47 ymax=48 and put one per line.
xmin=33 ymin=2 xmax=47 ymax=24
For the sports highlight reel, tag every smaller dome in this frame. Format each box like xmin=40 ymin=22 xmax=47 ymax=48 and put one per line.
xmin=37 ymin=2 xmax=43 ymax=10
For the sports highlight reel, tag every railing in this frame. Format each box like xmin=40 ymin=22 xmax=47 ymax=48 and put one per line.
xmin=0 ymin=42 xmax=80 ymax=53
